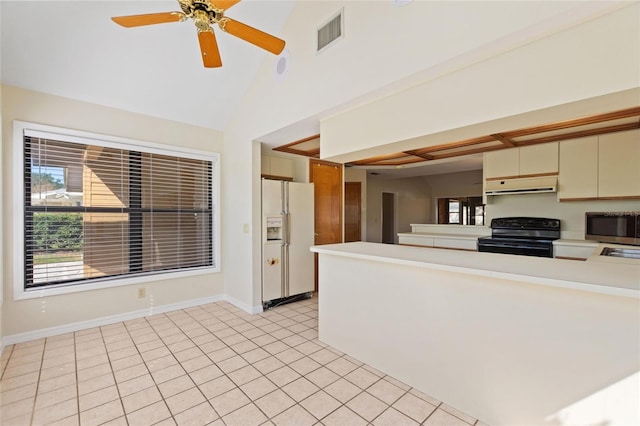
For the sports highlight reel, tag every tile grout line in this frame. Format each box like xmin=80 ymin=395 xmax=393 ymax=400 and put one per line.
xmin=27 ymin=339 xmax=46 ymax=426
xmin=100 ymin=324 xmax=132 ymax=426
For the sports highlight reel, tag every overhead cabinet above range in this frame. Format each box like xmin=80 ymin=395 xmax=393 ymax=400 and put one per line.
xmin=484 ymin=142 xmax=559 ymax=180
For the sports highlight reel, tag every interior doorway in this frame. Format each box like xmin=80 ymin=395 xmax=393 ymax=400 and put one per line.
xmin=344 ymin=182 xmax=361 ymax=242
xmin=381 ymin=192 xmax=396 ymax=244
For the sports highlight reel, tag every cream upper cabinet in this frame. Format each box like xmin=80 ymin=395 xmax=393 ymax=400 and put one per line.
xmin=558 ymin=136 xmax=598 ymax=200
xmin=484 ymin=142 xmax=558 ymax=179
xmin=519 ymin=143 xmax=559 ymax=176
xmin=484 ymin=149 xmax=519 ymax=179
xmin=598 ymin=129 xmax=640 ymax=198
xmin=262 ymin=155 xmax=294 ymax=180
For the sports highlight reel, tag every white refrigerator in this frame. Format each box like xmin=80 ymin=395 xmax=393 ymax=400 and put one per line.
xmin=262 ymin=179 xmax=315 ymax=307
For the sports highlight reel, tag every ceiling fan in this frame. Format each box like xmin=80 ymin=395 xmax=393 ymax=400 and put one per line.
xmin=111 ymin=0 xmax=286 ymax=68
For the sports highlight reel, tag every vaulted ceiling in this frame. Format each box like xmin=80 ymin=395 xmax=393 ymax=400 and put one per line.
xmin=1 ymin=1 xmax=294 ymax=131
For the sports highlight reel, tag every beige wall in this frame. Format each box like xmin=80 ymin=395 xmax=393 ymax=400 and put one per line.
xmin=366 ymin=175 xmax=431 ymax=243
xmin=1 ymin=85 xmax=225 ymax=339
xmin=423 ymin=170 xmax=484 ymax=223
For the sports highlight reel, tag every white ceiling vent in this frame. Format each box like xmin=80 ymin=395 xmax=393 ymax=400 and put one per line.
xmin=317 ymin=9 xmax=344 ymax=53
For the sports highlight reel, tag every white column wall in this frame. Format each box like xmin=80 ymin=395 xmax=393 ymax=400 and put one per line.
xmin=318 ymin=252 xmax=640 ymax=425
xmin=320 ymin=4 xmax=640 ymax=163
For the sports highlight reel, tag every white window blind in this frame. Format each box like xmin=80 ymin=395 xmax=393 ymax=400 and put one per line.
xmin=23 ymin=134 xmax=215 ymax=290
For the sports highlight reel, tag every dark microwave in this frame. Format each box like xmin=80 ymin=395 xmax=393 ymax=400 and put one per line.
xmin=585 ymin=212 xmax=640 ymax=245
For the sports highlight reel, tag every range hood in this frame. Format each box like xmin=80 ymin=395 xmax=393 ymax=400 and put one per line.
xmin=485 ymin=176 xmax=557 ymax=196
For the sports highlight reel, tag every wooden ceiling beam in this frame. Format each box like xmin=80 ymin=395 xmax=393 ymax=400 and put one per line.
xmin=272 ymin=134 xmax=320 ymax=152
xmin=404 ymin=150 xmax=434 ymax=160
xmin=428 ymin=144 xmax=507 ymax=160
xmin=349 ymin=152 xmax=413 ymax=165
xmin=516 ymin=122 xmax=640 ymax=146
xmin=491 ymin=133 xmax=516 ymax=147
xmin=358 ymin=157 xmax=430 ymax=167
xmin=409 ymin=135 xmax=496 ymax=155
xmin=501 ymin=106 xmax=640 ymax=138
xmin=274 ymin=147 xmax=320 ymax=158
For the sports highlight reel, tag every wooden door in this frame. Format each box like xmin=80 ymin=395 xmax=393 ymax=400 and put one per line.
xmin=310 ymin=159 xmax=343 ymax=292
xmin=344 ymin=182 xmax=361 ymax=242
xmin=310 ymin=160 xmax=343 ymax=245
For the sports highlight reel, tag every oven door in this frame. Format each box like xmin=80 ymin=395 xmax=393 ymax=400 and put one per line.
xmin=477 ymin=237 xmax=554 ymax=258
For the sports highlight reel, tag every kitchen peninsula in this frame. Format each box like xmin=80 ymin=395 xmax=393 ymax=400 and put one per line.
xmin=311 ymin=242 xmax=640 ymax=426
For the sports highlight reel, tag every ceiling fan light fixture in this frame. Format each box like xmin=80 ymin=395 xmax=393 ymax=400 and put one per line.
xmin=111 ymin=0 xmax=286 ymax=68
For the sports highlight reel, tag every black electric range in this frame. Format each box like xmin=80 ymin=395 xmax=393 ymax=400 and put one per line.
xmin=477 ymin=217 xmax=561 ymax=258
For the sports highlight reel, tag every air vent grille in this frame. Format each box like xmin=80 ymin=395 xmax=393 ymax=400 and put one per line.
xmin=317 ymin=10 xmax=343 ymax=53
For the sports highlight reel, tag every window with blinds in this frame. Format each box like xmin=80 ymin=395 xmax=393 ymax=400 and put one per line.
xmin=23 ymin=131 xmax=216 ymax=290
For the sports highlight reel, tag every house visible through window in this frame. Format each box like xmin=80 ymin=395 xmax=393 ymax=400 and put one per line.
xmin=21 ymin=127 xmax=217 ymax=292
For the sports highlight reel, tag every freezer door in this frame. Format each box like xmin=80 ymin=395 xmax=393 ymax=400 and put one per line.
xmin=262 ymin=180 xmax=284 ymax=219
xmin=286 ymin=182 xmax=315 ymax=296
xmin=262 ymin=179 xmax=285 ymax=302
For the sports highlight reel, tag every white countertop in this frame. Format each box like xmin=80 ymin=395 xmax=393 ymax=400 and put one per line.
xmin=311 ymin=242 xmax=640 ymax=298
xmin=552 ymin=239 xmax=599 ymax=247
xmin=397 ymin=232 xmax=480 ymax=240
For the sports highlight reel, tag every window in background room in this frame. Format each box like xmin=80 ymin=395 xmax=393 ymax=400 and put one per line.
xmin=16 ymin=122 xmax=219 ymax=295
xmin=438 ymin=197 xmax=484 ymax=226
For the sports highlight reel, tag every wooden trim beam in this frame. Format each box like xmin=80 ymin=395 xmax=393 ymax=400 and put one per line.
xmin=273 ymin=134 xmax=320 ymax=151
xmin=404 ymin=150 xmax=435 ymax=160
xmin=516 ymin=122 xmax=640 ymax=146
xmin=349 ymin=152 xmax=413 ymax=165
xmin=428 ymin=144 xmax=507 ymax=160
xmin=409 ymin=135 xmax=497 ymax=155
xmin=491 ymin=133 xmax=515 ymax=147
xmin=502 ymin=106 xmax=640 ymax=139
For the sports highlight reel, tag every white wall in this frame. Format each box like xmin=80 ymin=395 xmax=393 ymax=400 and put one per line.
xmin=1 ymin=85 xmax=225 ymax=339
xmin=366 ymin=175 xmax=431 ymax=243
xmin=318 ymin=249 xmax=640 ymax=425
xmin=0 ymin=82 xmax=3 ymax=351
xmin=320 ymin=3 xmax=640 ymax=163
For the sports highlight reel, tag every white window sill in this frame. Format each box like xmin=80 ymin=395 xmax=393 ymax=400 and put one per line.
xmin=14 ymin=267 xmax=219 ymax=301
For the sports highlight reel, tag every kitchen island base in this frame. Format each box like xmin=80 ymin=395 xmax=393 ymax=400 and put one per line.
xmin=314 ymin=243 xmax=639 ymax=426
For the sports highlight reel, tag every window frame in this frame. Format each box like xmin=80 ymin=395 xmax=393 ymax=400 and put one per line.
xmin=13 ymin=120 xmax=220 ymax=301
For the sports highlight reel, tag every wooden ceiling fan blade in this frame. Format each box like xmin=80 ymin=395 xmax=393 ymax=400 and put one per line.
xmin=211 ymin=0 xmax=242 ymax=11
xmin=198 ymin=31 xmax=223 ymax=68
xmin=221 ymin=18 xmax=285 ymax=55
xmin=111 ymin=12 xmax=185 ymax=28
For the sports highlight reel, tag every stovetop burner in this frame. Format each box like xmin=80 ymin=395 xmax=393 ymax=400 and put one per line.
xmin=478 ymin=217 xmax=561 ymax=258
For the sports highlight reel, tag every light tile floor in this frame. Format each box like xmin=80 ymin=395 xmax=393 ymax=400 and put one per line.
xmin=0 ymin=295 xmax=486 ymax=426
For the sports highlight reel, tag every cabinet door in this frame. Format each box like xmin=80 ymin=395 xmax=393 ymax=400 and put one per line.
xmin=558 ymin=136 xmax=598 ymax=200
xmin=598 ymin=130 xmax=640 ymax=197
xmin=270 ymin=156 xmax=294 ymax=179
xmin=484 ymin=149 xmax=519 ymax=179
xmin=519 ymin=142 xmax=558 ymax=176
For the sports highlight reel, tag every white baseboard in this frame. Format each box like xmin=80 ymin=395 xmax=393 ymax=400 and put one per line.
xmin=223 ymin=295 xmax=263 ymax=314
xmin=2 ymin=295 xmax=224 ymax=346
